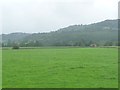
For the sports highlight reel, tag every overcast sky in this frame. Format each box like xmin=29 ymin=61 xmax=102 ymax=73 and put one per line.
xmin=1 ymin=0 xmax=119 ymax=34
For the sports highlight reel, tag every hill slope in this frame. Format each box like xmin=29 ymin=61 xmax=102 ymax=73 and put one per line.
xmin=2 ymin=19 xmax=118 ymax=47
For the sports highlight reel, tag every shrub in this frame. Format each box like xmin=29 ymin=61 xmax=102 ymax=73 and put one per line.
xmin=12 ymin=45 xmax=19 ymax=49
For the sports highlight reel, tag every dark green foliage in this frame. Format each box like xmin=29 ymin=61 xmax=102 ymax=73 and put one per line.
xmin=104 ymin=41 xmax=113 ymax=46
xmin=12 ymin=45 xmax=19 ymax=49
xmin=1 ymin=19 xmax=118 ymax=47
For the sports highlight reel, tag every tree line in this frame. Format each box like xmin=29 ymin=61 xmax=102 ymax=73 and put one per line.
xmin=2 ymin=39 xmax=118 ymax=47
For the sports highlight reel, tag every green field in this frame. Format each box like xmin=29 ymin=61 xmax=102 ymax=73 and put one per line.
xmin=2 ymin=47 xmax=118 ymax=88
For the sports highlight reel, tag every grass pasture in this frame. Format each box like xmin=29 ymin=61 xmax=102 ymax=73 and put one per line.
xmin=2 ymin=47 xmax=118 ymax=88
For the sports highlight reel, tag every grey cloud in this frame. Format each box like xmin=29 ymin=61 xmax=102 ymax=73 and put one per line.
xmin=2 ymin=0 xmax=118 ymax=34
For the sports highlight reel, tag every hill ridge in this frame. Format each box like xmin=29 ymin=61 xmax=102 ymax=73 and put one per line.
xmin=1 ymin=19 xmax=118 ymax=47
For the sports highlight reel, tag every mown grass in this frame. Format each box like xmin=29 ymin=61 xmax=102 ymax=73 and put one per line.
xmin=2 ymin=47 xmax=118 ymax=88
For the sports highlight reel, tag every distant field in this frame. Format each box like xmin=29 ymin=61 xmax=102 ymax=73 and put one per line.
xmin=2 ymin=47 xmax=118 ymax=88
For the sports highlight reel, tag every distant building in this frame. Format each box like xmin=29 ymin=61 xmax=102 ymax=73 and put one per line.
xmin=90 ymin=44 xmax=97 ymax=47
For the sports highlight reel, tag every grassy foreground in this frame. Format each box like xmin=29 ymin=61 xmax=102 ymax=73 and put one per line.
xmin=2 ymin=47 xmax=118 ymax=88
